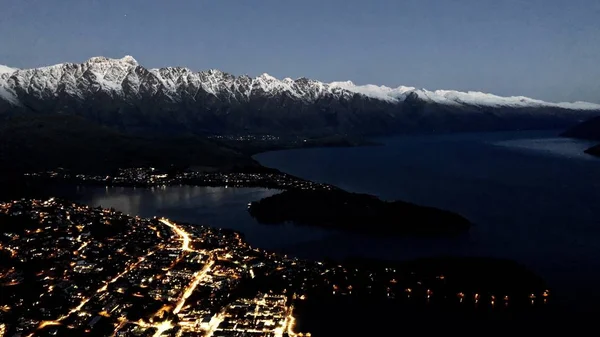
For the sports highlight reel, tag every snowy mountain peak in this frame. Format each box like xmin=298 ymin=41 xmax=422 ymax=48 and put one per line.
xmin=331 ymin=80 xmax=356 ymax=87
xmin=120 ymin=55 xmax=138 ymax=66
xmin=86 ymin=55 xmax=138 ymax=66
xmin=205 ymin=69 xmax=223 ymax=75
xmin=258 ymin=73 xmax=277 ymax=81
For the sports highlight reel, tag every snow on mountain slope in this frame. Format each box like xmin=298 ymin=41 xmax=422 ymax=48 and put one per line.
xmin=0 ymin=64 xmax=17 ymax=75
xmin=0 ymin=55 xmax=599 ymax=112
xmin=417 ymin=89 xmax=599 ymax=110
xmin=329 ymin=81 xmax=415 ymax=103
xmin=330 ymin=80 xmax=600 ymax=110
xmin=0 ymin=64 xmax=20 ymax=105
xmin=0 ymin=86 xmax=20 ymax=105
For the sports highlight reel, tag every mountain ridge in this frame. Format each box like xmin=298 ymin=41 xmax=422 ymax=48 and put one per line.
xmin=1 ymin=55 xmax=598 ymax=136
xmin=1 ymin=55 xmax=598 ymax=109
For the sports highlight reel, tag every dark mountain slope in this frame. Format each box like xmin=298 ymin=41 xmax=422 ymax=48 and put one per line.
xmin=0 ymin=114 xmax=257 ymax=174
xmin=561 ymin=115 xmax=600 ymax=157
xmin=584 ymin=144 xmax=600 ymax=157
xmin=561 ymin=115 xmax=600 ymax=140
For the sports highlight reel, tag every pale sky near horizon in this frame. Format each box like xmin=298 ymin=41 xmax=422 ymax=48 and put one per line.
xmin=0 ymin=0 xmax=599 ymax=103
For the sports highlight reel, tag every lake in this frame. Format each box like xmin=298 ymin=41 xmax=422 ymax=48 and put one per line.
xmin=256 ymin=130 xmax=600 ymax=310
xmin=53 ymin=130 xmax=600 ymax=310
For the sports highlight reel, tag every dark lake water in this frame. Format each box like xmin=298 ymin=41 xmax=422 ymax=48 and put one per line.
xmin=52 ymin=130 xmax=600 ymax=310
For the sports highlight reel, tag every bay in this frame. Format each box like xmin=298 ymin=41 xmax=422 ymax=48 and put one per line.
xmin=51 ymin=185 xmax=337 ymax=251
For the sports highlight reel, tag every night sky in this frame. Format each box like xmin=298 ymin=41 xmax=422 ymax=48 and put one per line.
xmin=1 ymin=0 xmax=598 ymax=103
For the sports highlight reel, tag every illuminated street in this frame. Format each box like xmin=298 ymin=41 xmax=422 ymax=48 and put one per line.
xmin=151 ymin=320 xmax=174 ymax=337
xmin=159 ymin=218 xmax=193 ymax=252
xmin=173 ymin=259 xmax=215 ymax=314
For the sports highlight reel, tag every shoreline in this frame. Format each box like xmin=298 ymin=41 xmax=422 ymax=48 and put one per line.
xmin=20 ymin=165 xmax=472 ymax=238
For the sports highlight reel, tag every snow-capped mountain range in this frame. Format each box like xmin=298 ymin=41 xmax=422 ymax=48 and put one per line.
xmin=1 ymin=55 xmax=598 ymax=109
xmin=0 ymin=55 xmax=598 ymax=135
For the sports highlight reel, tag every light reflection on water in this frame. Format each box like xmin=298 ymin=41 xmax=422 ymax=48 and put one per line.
xmin=62 ymin=185 xmax=337 ymax=251
xmin=492 ymin=137 xmax=598 ymax=160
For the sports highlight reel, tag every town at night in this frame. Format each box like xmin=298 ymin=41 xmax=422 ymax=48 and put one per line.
xmin=1 ymin=198 xmax=550 ymax=336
